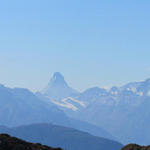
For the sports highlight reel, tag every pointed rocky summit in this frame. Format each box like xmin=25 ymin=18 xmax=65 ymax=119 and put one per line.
xmin=42 ymin=72 xmax=79 ymax=100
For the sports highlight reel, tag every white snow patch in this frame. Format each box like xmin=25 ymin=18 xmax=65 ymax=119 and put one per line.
xmin=45 ymin=96 xmax=86 ymax=111
xmin=127 ymin=87 xmax=143 ymax=96
xmin=62 ymin=97 xmax=86 ymax=107
xmin=147 ymin=91 xmax=150 ymax=97
xmin=137 ymin=92 xmax=143 ymax=96
xmin=111 ymin=91 xmax=118 ymax=95
xmin=45 ymin=96 xmax=78 ymax=111
xmin=130 ymin=87 xmax=137 ymax=93
xmin=50 ymin=98 xmax=78 ymax=111
xmin=103 ymin=86 xmax=111 ymax=92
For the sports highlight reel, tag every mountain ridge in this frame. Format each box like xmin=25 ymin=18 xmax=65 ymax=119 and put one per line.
xmin=39 ymin=73 xmax=150 ymax=145
xmin=0 ymin=83 xmax=115 ymax=141
xmin=0 ymin=123 xmax=123 ymax=150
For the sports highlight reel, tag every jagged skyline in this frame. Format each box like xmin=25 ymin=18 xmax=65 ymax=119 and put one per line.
xmin=0 ymin=1 xmax=150 ymax=91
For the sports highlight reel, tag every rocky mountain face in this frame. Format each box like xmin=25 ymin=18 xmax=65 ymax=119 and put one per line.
xmin=39 ymin=72 xmax=82 ymax=111
xmin=39 ymin=73 xmax=150 ymax=145
xmin=41 ymin=72 xmax=79 ymax=100
xmin=0 ymin=124 xmax=123 ymax=150
xmin=0 ymin=134 xmax=62 ymax=150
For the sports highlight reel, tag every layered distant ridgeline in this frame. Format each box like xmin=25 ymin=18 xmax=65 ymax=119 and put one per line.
xmin=0 ymin=134 xmax=62 ymax=150
xmin=0 ymin=83 xmax=114 ymax=141
xmin=40 ymin=72 xmax=150 ymax=145
xmin=121 ymin=144 xmax=150 ymax=150
xmin=0 ymin=124 xmax=123 ymax=150
xmin=2 ymin=72 xmax=150 ymax=146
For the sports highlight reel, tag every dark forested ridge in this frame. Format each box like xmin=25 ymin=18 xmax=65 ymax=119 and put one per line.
xmin=121 ymin=144 xmax=150 ymax=150
xmin=0 ymin=134 xmax=62 ymax=150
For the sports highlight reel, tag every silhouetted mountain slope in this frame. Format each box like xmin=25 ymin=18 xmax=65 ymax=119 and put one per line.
xmin=0 ymin=124 xmax=123 ymax=150
xmin=0 ymin=134 xmax=62 ymax=150
xmin=121 ymin=144 xmax=150 ymax=150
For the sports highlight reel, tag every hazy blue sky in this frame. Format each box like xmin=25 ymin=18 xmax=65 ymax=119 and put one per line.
xmin=0 ymin=0 xmax=150 ymax=92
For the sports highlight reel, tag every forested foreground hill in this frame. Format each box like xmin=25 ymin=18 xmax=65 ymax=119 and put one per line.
xmin=0 ymin=134 xmax=62 ymax=150
xmin=121 ymin=144 xmax=150 ymax=150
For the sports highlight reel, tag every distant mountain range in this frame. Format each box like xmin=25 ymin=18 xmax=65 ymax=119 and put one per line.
xmin=1 ymin=72 xmax=150 ymax=146
xmin=0 ymin=84 xmax=69 ymax=127
xmin=40 ymin=72 xmax=150 ymax=145
xmin=0 ymin=124 xmax=123 ymax=150
xmin=0 ymin=83 xmax=114 ymax=142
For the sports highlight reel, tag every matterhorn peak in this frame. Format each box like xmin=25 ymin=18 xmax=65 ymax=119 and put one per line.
xmin=48 ymin=72 xmax=68 ymax=87
xmin=42 ymin=72 xmax=79 ymax=100
xmin=53 ymin=72 xmax=64 ymax=80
